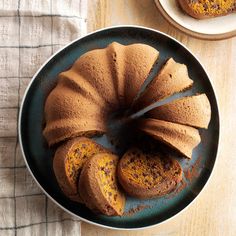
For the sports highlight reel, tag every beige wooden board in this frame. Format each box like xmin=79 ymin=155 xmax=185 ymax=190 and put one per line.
xmin=82 ymin=0 xmax=236 ymax=235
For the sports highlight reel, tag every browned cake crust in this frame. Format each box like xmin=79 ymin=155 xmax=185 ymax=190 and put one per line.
xmin=147 ymin=94 xmax=211 ymax=129
xmin=178 ymin=0 xmax=236 ymax=19
xmin=138 ymin=118 xmax=201 ymax=159
xmin=43 ymin=80 xmax=107 ymax=146
xmin=117 ymin=148 xmax=183 ymax=199
xmin=58 ymin=70 xmax=107 ymax=109
xmin=71 ymin=47 xmax=119 ymax=109
xmin=106 ymin=42 xmax=159 ymax=107
xmin=122 ymin=43 xmax=159 ymax=107
xmin=79 ymin=153 xmax=125 ymax=216
xmin=133 ymin=58 xmax=193 ymax=112
xmin=53 ymin=137 xmax=108 ymax=203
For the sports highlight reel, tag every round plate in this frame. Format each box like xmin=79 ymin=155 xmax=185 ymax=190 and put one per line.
xmin=19 ymin=26 xmax=220 ymax=230
xmin=155 ymin=0 xmax=236 ymax=40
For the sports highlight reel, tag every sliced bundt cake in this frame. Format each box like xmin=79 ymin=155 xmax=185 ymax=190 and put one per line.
xmin=133 ymin=58 xmax=193 ymax=111
xmin=138 ymin=118 xmax=201 ymax=158
xmin=117 ymin=148 xmax=182 ymax=199
xmin=53 ymin=137 xmax=108 ymax=203
xmin=79 ymin=153 xmax=125 ymax=216
xmin=147 ymin=94 xmax=211 ymax=128
xmin=178 ymin=0 xmax=236 ymax=19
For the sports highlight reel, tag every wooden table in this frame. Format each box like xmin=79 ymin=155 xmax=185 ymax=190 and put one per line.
xmin=82 ymin=1 xmax=236 ymax=235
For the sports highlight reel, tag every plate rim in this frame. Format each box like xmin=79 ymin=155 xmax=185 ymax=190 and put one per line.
xmin=18 ymin=25 xmax=220 ymax=230
xmin=155 ymin=0 xmax=236 ymax=40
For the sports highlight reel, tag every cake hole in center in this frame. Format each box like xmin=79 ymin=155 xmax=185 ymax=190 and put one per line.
xmin=93 ymin=108 xmax=141 ymax=155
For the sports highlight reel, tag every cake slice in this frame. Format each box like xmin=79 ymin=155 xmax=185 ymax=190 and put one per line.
xmin=117 ymin=148 xmax=182 ymax=199
xmin=132 ymin=58 xmax=193 ymax=112
xmin=147 ymin=94 xmax=211 ymax=128
xmin=107 ymin=42 xmax=159 ymax=107
xmin=178 ymin=0 xmax=236 ymax=19
xmin=53 ymin=137 xmax=108 ymax=203
xmin=138 ymin=118 xmax=201 ymax=158
xmin=79 ymin=153 xmax=125 ymax=216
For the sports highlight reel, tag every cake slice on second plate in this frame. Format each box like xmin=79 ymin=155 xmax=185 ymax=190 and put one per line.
xmin=177 ymin=0 xmax=236 ymax=19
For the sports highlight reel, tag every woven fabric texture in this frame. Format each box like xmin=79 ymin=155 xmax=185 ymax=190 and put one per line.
xmin=0 ymin=0 xmax=87 ymax=235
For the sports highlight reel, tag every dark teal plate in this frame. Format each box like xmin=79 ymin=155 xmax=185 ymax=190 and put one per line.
xmin=19 ymin=26 xmax=219 ymax=229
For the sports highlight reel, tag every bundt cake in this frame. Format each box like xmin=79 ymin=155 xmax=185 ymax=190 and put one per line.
xmin=117 ymin=148 xmax=182 ymax=199
xmin=43 ymin=42 xmax=159 ymax=146
xmin=53 ymin=137 xmax=108 ymax=203
xmin=147 ymin=94 xmax=211 ymax=128
xmin=79 ymin=152 xmax=125 ymax=216
xmin=132 ymin=58 xmax=193 ymax=112
xmin=138 ymin=118 xmax=201 ymax=158
xmin=177 ymin=0 xmax=236 ymax=19
xmin=44 ymin=41 xmax=212 ymax=216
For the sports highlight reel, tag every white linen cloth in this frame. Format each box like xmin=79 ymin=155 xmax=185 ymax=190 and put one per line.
xmin=0 ymin=0 xmax=87 ymax=235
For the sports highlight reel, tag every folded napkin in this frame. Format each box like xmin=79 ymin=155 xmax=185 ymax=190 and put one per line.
xmin=0 ymin=0 xmax=87 ymax=235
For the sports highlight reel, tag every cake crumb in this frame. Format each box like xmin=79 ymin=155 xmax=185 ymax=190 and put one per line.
xmin=174 ymin=179 xmax=187 ymax=194
xmin=122 ymin=204 xmax=150 ymax=216
xmin=166 ymin=179 xmax=187 ymax=199
xmin=184 ymin=156 xmax=202 ymax=181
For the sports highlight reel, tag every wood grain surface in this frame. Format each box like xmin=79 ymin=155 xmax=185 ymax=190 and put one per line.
xmin=82 ymin=1 xmax=236 ymax=235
